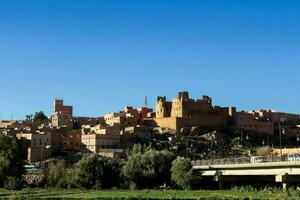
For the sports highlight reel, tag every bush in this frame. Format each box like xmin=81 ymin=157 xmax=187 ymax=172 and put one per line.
xmin=256 ymin=146 xmax=273 ymax=156
xmin=46 ymin=160 xmax=65 ymax=187
xmin=4 ymin=176 xmax=24 ymax=190
xmin=232 ymin=185 xmax=257 ymax=192
xmin=62 ymin=169 xmax=77 ymax=188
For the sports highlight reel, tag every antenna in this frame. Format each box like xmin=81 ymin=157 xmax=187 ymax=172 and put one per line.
xmin=144 ymin=96 xmax=148 ymax=108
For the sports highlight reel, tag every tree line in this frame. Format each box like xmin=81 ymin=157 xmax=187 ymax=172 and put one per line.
xmin=44 ymin=144 xmax=201 ymax=190
xmin=0 ymin=135 xmax=24 ymax=190
xmin=0 ymin=135 xmax=201 ymax=190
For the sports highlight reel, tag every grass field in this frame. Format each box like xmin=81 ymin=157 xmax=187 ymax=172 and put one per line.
xmin=0 ymin=188 xmax=299 ymax=199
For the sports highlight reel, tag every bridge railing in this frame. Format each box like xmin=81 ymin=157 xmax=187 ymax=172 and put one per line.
xmin=193 ymin=155 xmax=289 ymax=166
xmin=193 ymin=157 xmax=250 ymax=166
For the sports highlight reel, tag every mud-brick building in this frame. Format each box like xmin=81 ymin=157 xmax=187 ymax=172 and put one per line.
xmin=154 ymin=91 xmax=235 ymax=130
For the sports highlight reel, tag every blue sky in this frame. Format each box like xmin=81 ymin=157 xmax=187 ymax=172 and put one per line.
xmin=0 ymin=0 xmax=300 ymax=119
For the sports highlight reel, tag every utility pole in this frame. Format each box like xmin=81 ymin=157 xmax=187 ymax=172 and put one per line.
xmin=41 ymin=143 xmax=43 ymax=165
xmin=210 ymin=132 xmax=215 ymax=160
xmin=240 ymin=129 xmax=244 ymax=146
xmin=279 ymin=122 xmax=282 ymax=160
xmin=41 ymin=142 xmax=45 ymax=170
xmin=144 ymin=96 xmax=148 ymax=108
xmin=210 ymin=139 xmax=213 ymax=159
xmin=297 ymin=135 xmax=300 ymax=154
xmin=185 ymin=138 xmax=188 ymax=158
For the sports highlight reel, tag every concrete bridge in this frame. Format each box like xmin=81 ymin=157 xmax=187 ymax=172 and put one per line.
xmin=192 ymin=159 xmax=300 ymax=189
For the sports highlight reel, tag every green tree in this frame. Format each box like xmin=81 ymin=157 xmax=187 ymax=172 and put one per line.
xmin=44 ymin=156 xmax=123 ymax=189
xmin=74 ymin=154 xmax=105 ymax=189
xmin=152 ymin=150 xmax=176 ymax=186
xmin=122 ymin=145 xmax=175 ymax=189
xmin=25 ymin=114 xmax=33 ymax=121
xmin=0 ymin=156 xmax=10 ymax=184
xmin=102 ymin=158 xmax=123 ymax=189
xmin=171 ymin=157 xmax=194 ymax=189
xmin=122 ymin=150 xmax=147 ymax=189
xmin=33 ymin=111 xmax=48 ymax=125
xmin=0 ymin=135 xmax=24 ymax=189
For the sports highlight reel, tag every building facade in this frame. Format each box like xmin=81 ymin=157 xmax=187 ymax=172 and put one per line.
xmin=54 ymin=99 xmax=73 ymax=117
xmin=235 ymin=110 xmax=300 ymax=137
xmin=51 ymin=99 xmax=73 ymax=128
xmin=104 ymin=112 xmax=137 ymax=128
xmin=16 ymin=132 xmax=51 ymax=162
xmin=154 ymin=91 xmax=235 ymax=130
xmin=81 ymin=124 xmax=121 ymax=153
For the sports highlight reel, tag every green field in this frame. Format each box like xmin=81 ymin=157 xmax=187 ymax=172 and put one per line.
xmin=0 ymin=188 xmax=299 ymax=199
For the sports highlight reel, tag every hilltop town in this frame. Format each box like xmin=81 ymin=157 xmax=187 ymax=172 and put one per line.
xmin=1 ymin=0 xmax=300 ymax=197
xmin=1 ymin=91 xmax=300 ymax=163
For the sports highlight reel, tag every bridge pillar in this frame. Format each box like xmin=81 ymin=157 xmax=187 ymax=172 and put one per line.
xmin=276 ymin=174 xmax=289 ymax=190
xmin=213 ymin=175 xmax=224 ymax=189
xmin=282 ymin=182 xmax=288 ymax=190
xmin=218 ymin=182 xmax=224 ymax=190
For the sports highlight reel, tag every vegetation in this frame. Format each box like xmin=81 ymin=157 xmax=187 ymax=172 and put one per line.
xmin=0 ymin=131 xmax=285 ymax=195
xmin=28 ymin=111 xmax=48 ymax=128
xmin=74 ymin=154 xmax=105 ymax=189
xmin=0 ymin=135 xmax=24 ymax=190
xmin=171 ymin=157 xmax=194 ymax=189
xmin=122 ymin=144 xmax=176 ymax=189
xmin=43 ymin=145 xmax=182 ymax=190
xmin=1 ymin=188 xmax=300 ymax=199
xmin=255 ymin=146 xmax=274 ymax=156
xmin=44 ymin=154 xmax=123 ymax=189
xmin=45 ymin=160 xmax=67 ymax=187
xmin=101 ymin=158 xmax=123 ymax=189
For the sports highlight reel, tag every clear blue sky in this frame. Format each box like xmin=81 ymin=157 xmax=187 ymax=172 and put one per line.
xmin=1 ymin=0 xmax=300 ymax=119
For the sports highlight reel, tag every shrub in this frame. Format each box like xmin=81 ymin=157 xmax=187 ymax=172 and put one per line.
xmin=62 ymin=169 xmax=77 ymax=188
xmin=232 ymin=185 xmax=257 ymax=192
xmin=256 ymin=146 xmax=273 ymax=156
xmin=46 ymin=160 xmax=65 ymax=187
xmin=4 ymin=176 xmax=24 ymax=190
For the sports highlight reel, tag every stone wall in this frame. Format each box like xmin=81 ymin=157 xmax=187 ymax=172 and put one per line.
xmin=154 ymin=114 xmax=229 ymax=131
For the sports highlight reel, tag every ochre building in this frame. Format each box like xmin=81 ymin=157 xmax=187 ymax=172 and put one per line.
xmin=154 ymin=91 xmax=235 ymax=130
